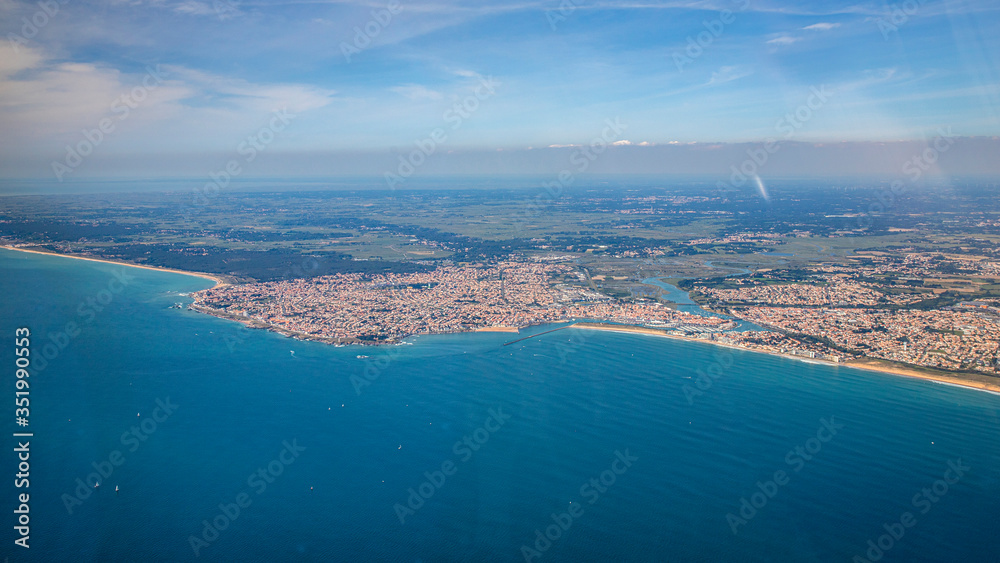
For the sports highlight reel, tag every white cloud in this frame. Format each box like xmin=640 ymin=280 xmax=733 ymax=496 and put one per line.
xmin=173 ymin=0 xmax=217 ymax=15
xmin=150 ymin=65 xmax=335 ymax=113
xmin=170 ymin=0 xmax=240 ymax=18
xmin=708 ymin=65 xmax=752 ymax=85
xmin=766 ymin=35 xmax=801 ymax=45
xmin=0 ymin=44 xmax=334 ymax=153
xmin=0 ymin=45 xmax=44 ymax=79
xmin=0 ymin=46 xmax=181 ymax=143
xmin=803 ymin=22 xmax=840 ymax=31
xmin=389 ymin=84 xmax=443 ymax=101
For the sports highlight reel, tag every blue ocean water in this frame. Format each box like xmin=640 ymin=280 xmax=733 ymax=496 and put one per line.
xmin=2 ymin=248 xmax=999 ymax=562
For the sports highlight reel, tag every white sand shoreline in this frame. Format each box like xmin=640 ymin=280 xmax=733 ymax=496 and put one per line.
xmin=570 ymin=322 xmax=1000 ymax=396
xmin=2 ymin=246 xmax=227 ymax=287
xmin=6 ymin=246 xmax=997 ymax=397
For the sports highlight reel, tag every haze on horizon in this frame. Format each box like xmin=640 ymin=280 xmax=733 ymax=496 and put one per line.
xmin=1 ymin=0 xmax=999 ymax=181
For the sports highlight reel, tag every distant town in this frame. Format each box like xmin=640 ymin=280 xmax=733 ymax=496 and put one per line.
xmin=189 ymin=255 xmax=1000 ymax=378
xmin=2 ymin=182 xmax=998 ymax=381
xmin=191 ymin=261 xmax=733 ymax=344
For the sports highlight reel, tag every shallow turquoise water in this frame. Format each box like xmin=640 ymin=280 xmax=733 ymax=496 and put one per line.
xmin=2 ymin=248 xmax=999 ymax=562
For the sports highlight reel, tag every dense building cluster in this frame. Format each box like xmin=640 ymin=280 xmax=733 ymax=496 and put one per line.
xmin=687 ymin=232 xmax=783 ymax=246
xmin=719 ymin=331 xmax=845 ymax=362
xmin=738 ymin=307 xmax=1000 ymax=373
xmin=820 ymin=252 xmax=998 ymax=281
xmin=192 ymin=261 xmax=727 ymax=343
xmin=697 ymin=281 xmax=924 ymax=307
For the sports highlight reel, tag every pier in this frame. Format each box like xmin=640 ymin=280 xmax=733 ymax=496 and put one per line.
xmin=502 ymin=325 xmax=574 ymax=346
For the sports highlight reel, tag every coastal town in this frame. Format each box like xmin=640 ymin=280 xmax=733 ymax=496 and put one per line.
xmin=191 ymin=260 xmax=732 ymax=344
xmin=3 ymin=185 xmax=997 ymax=384
xmin=735 ymin=306 xmax=1000 ymax=373
xmin=682 ymin=250 xmax=1000 ymax=374
xmin=190 ymin=252 xmax=1000 ymax=377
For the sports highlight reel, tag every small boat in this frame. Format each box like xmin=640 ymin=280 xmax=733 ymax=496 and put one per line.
xmin=95 ymin=482 xmax=100 ymax=488
xmin=115 ymin=485 xmax=119 ymax=494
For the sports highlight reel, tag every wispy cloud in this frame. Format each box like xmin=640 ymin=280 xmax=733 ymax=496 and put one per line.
xmin=2 ymin=0 xmax=999 ymax=169
xmin=764 ymin=21 xmax=838 ymax=49
xmin=766 ymin=35 xmax=801 ymax=46
xmin=389 ymin=84 xmax=443 ymax=101
xmin=708 ymin=66 xmax=752 ymax=85
xmin=0 ymin=44 xmax=333 ymax=152
xmin=173 ymin=1 xmax=221 ymax=16
xmin=803 ymin=22 xmax=840 ymax=31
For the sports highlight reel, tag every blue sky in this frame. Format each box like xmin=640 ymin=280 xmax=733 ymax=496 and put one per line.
xmin=1 ymin=0 xmax=999 ymax=179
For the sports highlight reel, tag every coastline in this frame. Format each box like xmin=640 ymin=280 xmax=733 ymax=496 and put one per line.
xmin=1 ymin=246 xmax=229 ymax=288
xmin=9 ymin=245 xmax=994 ymax=395
xmin=570 ymin=322 xmax=1000 ymax=396
xmin=841 ymin=359 xmax=1000 ymax=395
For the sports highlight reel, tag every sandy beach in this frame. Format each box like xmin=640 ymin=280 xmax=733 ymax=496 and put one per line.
xmin=1 ymin=246 xmax=228 ymax=288
xmin=7 ymin=245 xmax=996 ymax=396
xmin=571 ymin=322 xmax=1000 ymax=395
xmin=842 ymin=359 xmax=1000 ymax=395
